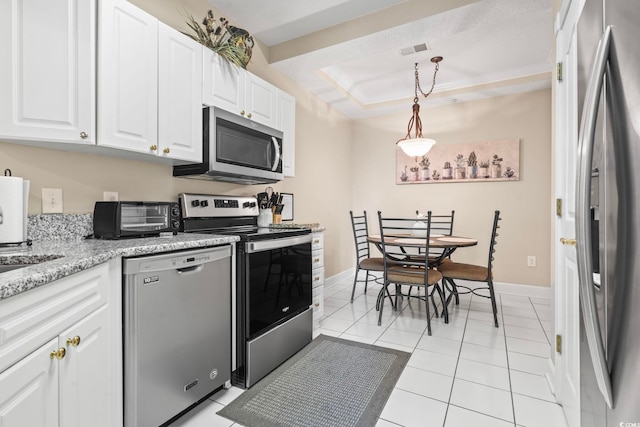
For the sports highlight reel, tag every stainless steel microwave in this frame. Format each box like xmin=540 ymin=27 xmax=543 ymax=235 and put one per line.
xmin=173 ymin=107 xmax=283 ymax=185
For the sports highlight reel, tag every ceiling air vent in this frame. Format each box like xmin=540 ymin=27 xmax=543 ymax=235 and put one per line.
xmin=400 ymin=43 xmax=429 ymax=56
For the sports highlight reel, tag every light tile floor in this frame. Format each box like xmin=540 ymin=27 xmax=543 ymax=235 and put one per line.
xmin=171 ymin=276 xmax=568 ymax=427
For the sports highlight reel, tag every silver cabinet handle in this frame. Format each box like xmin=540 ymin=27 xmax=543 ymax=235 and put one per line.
xmin=80 ymin=132 xmax=88 ymax=139
xmin=576 ymin=25 xmax=613 ymax=409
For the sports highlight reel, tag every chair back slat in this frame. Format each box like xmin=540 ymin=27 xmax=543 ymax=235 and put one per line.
xmin=378 ymin=211 xmax=435 ymax=283
xmin=350 ymin=211 xmax=373 ymax=262
xmin=415 ymin=210 xmax=454 ymax=258
xmin=487 ymin=210 xmax=502 ymax=273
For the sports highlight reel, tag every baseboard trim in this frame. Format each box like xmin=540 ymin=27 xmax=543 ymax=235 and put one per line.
xmin=327 ymin=270 xmax=551 ymax=299
xmin=324 ymin=268 xmax=356 ymax=289
xmin=493 ymin=281 xmax=552 ymax=298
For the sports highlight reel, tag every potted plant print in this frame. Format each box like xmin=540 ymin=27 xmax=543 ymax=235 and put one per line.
xmin=467 ymin=151 xmax=478 ymax=179
xmin=491 ymin=154 xmax=503 ymax=178
xmin=442 ymin=161 xmax=453 ymax=179
xmin=432 ymin=170 xmax=440 ymax=180
xmin=419 ymin=156 xmax=431 ymax=180
xmin=454 ymin=154 xmax=466 ymax=180
xmin=409 ymin=164 xmax=420 ymax=181
xmin=479 ymin=160 xmax=490 ymax=178
xmin=505 ymin=166 xmax=516 ymax=178
xmin=400 ymin=165 xmax=409 ymax=182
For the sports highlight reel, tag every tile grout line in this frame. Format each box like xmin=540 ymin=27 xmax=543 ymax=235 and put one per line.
xmin=441 ymin=289 xmax=472 ymax=426
xmin=500 ymin=294 xmax=518 ymax=427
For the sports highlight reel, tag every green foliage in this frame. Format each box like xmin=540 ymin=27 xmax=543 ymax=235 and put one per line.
xmin=185 ymin=11 xmax=254 ymax=69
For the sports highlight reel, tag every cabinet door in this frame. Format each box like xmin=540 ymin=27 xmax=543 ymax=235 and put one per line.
xmin=0 ymin=0 xmax=95 ymax=144
xmin=277 ymin=90 xmax=296 ymax=176
xmin=158 ymin=22 xmax=203 ymax=163
xmin=312 ymin=286 xmax=324 ymax=324
xmin=202 ymin=49 xmax=244 ymax=113
xmin=99 ymin=0 xmax=158 ymax=154
xmin=244 ymin=73 xmax=278 ymax=128
xmin=0 ymin=338 xmax=59 ymax=427
xmin=59 ymin=306 xmax=111 ymax=427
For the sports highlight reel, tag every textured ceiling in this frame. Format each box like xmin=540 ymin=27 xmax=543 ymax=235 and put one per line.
xmin=205 ymin=0 xmax=553 ymax=118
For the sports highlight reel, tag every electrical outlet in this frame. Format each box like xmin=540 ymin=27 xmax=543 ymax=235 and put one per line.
xmin=103 ymin=191 xmax=119 ymax=201
xmin=42 ymin=188 xmax=63 ymax=214
xmin=527 ymin=256 xmax=537 ymax=268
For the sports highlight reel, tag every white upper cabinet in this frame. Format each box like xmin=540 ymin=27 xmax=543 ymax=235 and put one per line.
xmin=243 ymin=73 xmax=278 ymax=129
xmin=98 ymin=0 xmax=159 ymax=155
xmin=99 ymin=0 xmax=202 ymax=163
xmin=203 ymin=50 xmax=278 ymax=129
xmin=203 ymin=49 xmax=244 ymax=114
xmin=0 ymin=0 xmax=95 ymax=144
xmin=277 ymin=89 xmax=296 ymax=177
xmin=158 ymin=22 xmax=203 ymax=163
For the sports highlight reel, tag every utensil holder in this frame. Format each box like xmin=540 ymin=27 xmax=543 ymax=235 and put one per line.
xmin=258 ymin=209 xmax=272 ymax=228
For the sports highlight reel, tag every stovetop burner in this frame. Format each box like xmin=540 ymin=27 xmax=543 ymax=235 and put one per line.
xmin=179 ymin=193 xmax=310 ymax=241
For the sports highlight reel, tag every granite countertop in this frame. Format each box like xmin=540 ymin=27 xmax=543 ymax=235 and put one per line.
xmin=0 ymin=233 xmax=239 ymax=301
xmin=269 ymin=223 xmax=325 ymax=232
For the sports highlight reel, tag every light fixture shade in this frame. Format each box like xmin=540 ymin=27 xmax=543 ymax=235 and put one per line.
xmin=397 ymin=137 xmax=436 ymax=157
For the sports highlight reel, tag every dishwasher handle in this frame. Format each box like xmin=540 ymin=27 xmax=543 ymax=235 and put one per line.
xmin=123 ymin=245 xmax=232 ymax=275
xmin=177 ymin=264 xmax=205 ymax=275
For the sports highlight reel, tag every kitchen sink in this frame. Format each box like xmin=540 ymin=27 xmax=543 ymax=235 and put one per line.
xmin=0 ymin=254 xmax=63 ymax=274
xmin=0 ymin=264 xmax=30 ymax=273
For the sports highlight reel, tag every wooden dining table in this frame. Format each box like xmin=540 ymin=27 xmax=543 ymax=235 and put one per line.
xmin=367 ymin=233 xmax=478 ymax=265
xmin=367 ymin=233 xmax=478 ymax=324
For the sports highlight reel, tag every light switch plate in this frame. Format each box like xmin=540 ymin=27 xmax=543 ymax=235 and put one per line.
xmin=42 ymin=188 xmax=63 ymax=214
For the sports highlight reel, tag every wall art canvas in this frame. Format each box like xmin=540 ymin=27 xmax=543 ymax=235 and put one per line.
xmin=396 ymin=139 xmax=520 ymax=184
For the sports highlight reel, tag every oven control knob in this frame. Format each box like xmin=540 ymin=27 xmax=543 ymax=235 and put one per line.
xmin=171 ymin=206 xmax=180 ymax=216
xmin=242 ymin=201 xmax=250 ymax=208
xmin=191 ymin=200 xmax=200 ymax=207
xmin=172 ymin=220 xmax=180 ymax=229
xmin=200 ymin=200 xmax=209 ymax=207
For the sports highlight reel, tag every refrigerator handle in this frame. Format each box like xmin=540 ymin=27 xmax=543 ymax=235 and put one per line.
xmin=576 ymin=25 xmax=614 ymax=409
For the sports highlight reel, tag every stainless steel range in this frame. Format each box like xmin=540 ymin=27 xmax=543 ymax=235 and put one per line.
xmin=179 ymin=193 xmax=313 ymax=388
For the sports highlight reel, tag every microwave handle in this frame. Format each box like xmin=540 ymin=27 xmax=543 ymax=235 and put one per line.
xmin=271 ymin=137 xmax=281 ymax=172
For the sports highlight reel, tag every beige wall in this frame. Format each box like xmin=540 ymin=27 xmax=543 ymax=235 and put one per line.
xmin=351 ymin=89 xmax=552 ymax=287
xmin=0 ymin=1 xmax=553 ymax=287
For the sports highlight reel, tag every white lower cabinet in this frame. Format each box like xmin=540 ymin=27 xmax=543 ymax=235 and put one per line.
xmin=311 ymin=231 xmax=325 ymax=325
xmin=0 ymin=261 xmax=121 ymax=427
xmin=0 ymin=338 xmax=59 ymax=427
xmin=59 ymin=305 xmax=113 ymax=427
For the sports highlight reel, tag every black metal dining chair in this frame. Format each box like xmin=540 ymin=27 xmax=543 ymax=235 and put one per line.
xmin=412 ymin=210 xmax=455 ymax=265
xmin=349 ymin=211 xmax=385 ymax=303
xmin=437 ymin=210 xmax=502 ymax=327
xmin=376 ymin=211 xmax=445 ymax=335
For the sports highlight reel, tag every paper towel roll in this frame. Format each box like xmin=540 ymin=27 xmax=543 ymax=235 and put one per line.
xmin=23 ymin=180 xmax=29 ymax=240
xmin=0 ymin=176 xmax=24 ymax=244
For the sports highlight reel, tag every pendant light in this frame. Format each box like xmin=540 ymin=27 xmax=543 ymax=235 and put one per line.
xmin=396 ymin=56 xmax=443 ymax=157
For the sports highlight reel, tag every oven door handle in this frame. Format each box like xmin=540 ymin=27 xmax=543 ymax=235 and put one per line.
xmin=246 ymin=234 xmax=312 ymax=253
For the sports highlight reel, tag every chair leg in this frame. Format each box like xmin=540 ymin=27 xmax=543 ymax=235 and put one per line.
xmin=435 ymin=283 xmax=448 ymax=324
xmin=429 ymin=286 xmax=440 ymax=318
xmin=350 ymin=267 xmax=360 ymax=303
xmin=364 ymin=272 xmax=369 ymax=294
xmin=443 ymin=277 xmax=460 ymax=305
xmin=425 ymin=286 xmax=432 ymax=336
xmin=487 ymin=278 xmax=499 ymax=327
xmin=377 ymin=283 xmax=389 ymax=326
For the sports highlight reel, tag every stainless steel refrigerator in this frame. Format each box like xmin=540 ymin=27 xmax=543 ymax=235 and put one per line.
xmin=576 ymin=0 xmax=640 ymax=425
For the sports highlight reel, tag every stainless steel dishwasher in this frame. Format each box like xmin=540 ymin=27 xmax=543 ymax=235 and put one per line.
xmin=123 ymin=245 xmax=232 ymax=427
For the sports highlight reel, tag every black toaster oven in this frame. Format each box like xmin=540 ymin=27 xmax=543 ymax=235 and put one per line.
xmin=93 ymin=201 xmax=180 ymax=239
